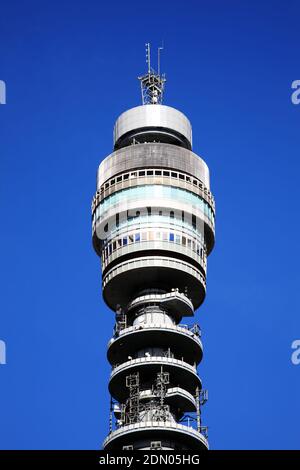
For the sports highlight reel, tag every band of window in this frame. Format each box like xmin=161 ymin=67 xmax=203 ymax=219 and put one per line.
xmin=92 ymin=168 xmax=215 ymax=214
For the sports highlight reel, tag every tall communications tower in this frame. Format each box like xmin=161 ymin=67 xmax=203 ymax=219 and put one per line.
xmin=92 ymin=44 xmax=215 ymax=451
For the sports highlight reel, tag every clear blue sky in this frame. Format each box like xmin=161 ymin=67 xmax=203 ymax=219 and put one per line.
xmin=0 ymin=0 xmax=299 ymax=450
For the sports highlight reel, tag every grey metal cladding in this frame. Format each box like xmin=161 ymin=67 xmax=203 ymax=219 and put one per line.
xmin=97 ymin=143 xmax=210 ymax=189
xmin=113 ymin=104 xmax=192 ymax=147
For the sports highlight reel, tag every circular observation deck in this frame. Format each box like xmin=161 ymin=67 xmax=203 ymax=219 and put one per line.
xmin=103 ymin=421 xmax=208 ymax=451
xmin=102 ymin=255 xmax=206 ymax=311
xmin=108 ymin=356 xmax=201 ymax=402
xmin=126 ymin=290 xmax=195 ymax=319
xmin=107 ymin=323 xmax=203 ymax=366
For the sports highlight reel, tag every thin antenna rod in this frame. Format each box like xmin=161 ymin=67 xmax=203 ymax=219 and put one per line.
xmin=158 ymin=43 xmax=164 ymax=77
xmin=146 ymin=43 xmax=151 ymax=74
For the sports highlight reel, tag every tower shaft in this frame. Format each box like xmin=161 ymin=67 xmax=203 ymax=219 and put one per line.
xmin=92 ymin=76 xmax=215 ymax=451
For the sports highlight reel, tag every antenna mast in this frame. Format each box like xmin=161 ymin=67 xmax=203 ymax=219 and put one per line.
xmin=138 ymin=42 xmax=166 ymax=105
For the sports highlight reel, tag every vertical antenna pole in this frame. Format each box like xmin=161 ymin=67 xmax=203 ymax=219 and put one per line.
xmin=146 ymin=43 xmax=151 ymax=74
xmin=158 ymin=44 xmax=163 ymax=77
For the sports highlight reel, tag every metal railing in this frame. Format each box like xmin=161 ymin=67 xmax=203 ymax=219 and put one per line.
xmin=112 ymin=321 xmax=201 ymax=339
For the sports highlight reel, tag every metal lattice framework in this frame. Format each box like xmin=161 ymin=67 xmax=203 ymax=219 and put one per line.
xmin=138 ymin=72 xmax=166 ymax=105
xmin=138 ymin=43 xmax=166 ymax=105
xmin=125 ymin=373 xmax=140 ymax=424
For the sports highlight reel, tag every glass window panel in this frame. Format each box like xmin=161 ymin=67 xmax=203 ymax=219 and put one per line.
xmin=100 ymin=185 xmax=211 ymax=222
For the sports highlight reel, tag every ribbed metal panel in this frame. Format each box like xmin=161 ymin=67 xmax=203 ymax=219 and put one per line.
xmin=97 ymin=143 xmax=210 ymax=188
